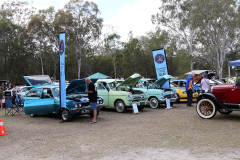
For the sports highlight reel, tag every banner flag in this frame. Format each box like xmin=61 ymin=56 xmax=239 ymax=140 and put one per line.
xmin=59 ymin=32 xmax=66 ymax=108
xmin=152 ymin=49 xmax=169 ymax=88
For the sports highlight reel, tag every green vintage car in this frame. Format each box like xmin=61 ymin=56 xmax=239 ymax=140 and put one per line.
xmin=133 ymin=75 xmax=178 ymax=108
xmin=96 ymin=73 xmax=148 ymax=113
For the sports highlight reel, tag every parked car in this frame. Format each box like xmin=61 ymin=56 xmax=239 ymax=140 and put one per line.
xmin=95 ymin=73 xmax=148 ymax=113
xmin=12 ymin=86 xmax=33 ymax=100
xmin=23 ymin=76 xmax=104 ymax=122
xmin=134 ymin=75 xmax=177 ymax=108
xmin=196 ymin=70 xmax=240 ymax=119
xmin=170 ymin=82 xmax=198 ymax=102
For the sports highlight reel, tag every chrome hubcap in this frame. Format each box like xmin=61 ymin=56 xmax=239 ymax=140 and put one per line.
xmin=150 ymin=98 xmax=158 ymax=108
xmin=116 ymin=102 xmax=124 ymax=112
xmin=62 ymin=110 xmax=68 ymax=121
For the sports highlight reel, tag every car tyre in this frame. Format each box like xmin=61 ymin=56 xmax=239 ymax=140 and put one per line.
xmin=115 ymin=100 xmax=127 ymax=113
xmin=218 ymin=109 xmax=232 ymax=115
xmin=176 ymin=94 xmax=180 ymax=103
xmin=138 ymin=105 xmax=144 ymax=111
xmin=61 ymin=109 xmax=73 ymax=122
xmin=196 ymin=98 xmax=217 ymax=119
xmin=89 ymin=110 xmax=99 ymax=117
xmin=30 ymin=114 xmax=37 ymax=117
xmin=149 ymin=97 xmax=159 ymax=109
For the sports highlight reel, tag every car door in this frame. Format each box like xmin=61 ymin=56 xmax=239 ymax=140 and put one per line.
xmin=97 ymin=82 xmax=109 ymax=106
xmin=24 ymin=88 xmax=55 ymax=115
xmin=228 ymin=84 xmax=240 ymax=104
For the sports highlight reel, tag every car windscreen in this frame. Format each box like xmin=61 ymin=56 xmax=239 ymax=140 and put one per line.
xmin=25 ymin=76 xmax=51 ymax=86
xmin=142 ymin=80 xmax=155 ymax=87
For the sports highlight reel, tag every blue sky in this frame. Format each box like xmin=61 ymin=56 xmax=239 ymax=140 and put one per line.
xmin=0 ymin=0 xmax=161 ymax=42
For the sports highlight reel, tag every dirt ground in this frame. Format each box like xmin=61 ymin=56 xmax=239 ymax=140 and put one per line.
xmin=1 ymin=102 xmax=240 ymax=160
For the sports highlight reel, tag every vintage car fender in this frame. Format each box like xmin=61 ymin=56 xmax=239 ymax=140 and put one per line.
xmin=197 ymin=93 xmax=227 ymax=110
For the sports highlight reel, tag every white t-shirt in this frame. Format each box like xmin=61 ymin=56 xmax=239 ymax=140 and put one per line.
xmin=201 ymin=79 xmax=210 ymax=90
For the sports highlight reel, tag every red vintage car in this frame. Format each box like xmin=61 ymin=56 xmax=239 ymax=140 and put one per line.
xmin=196 ymin=71 xmax=240 ymax=119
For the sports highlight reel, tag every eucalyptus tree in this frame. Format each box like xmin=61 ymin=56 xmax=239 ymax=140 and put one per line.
xmin=27 ymin=12 xmax=49 ymax=75
xmin=0 ymin=18 xmax=21 ymax=80
xmin=152 ymin=0 xmax=198 ymax=71
xmin=64 ymin=0 xmax=103 ymax=79
xmin=193 ymin=0 xmax=240 ymax=78
xmin=104 ymin=33 xmax=121 ymax=79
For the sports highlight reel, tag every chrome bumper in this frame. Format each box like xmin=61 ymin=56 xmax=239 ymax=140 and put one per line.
xmin=159 ymin=98 xmax=176 ymax=103
xmin=70 ymin=103 xmax=104 ymax=111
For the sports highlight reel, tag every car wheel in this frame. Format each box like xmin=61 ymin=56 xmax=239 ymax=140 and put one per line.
xmin=138 ymin=106 xmax=144 ymax=111
xmin=61 ymin=109 xmax=73 ymax=122
xmin=30 ymin=114 xmax=37 ymax=117
xmin=115 ymin=100 xmax=127 ymax=113
xmin=196 ymin=99 xmax=217 ymax=119
xmin=149 ymin=97 xmax=159 ymax=108
xmin=218 ymin=109 xmax=232 ymax=115
xmin=89 ymin=110 xmax=99 ymax=117
xmin=176 ymin=94 xmax=180 ymax=103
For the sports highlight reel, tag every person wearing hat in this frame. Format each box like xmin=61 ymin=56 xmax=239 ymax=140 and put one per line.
xmin=51 ymin=77 xmax=55 ymax=85
xmin=201 ymin=74 xmax=210 ymax=93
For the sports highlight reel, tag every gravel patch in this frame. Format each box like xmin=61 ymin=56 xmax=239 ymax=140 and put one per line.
xmin=1 ymin=103 xmax=240 ymax=159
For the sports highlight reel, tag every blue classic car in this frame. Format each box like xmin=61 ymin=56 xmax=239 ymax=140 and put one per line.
xmin=23 ymin=75 xmax=104 ymax=122
xmin=134 ymin=75 xmax=177 ymax=108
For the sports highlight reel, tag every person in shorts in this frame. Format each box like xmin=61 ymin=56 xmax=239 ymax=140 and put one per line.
xmin=85 ymin=77 xmax=98 ymax=123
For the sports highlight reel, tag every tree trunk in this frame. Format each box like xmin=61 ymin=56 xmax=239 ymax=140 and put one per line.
xmin=40 ymin=56 xmax=44 ymax=75
xmin=77 ymin=45 xmax=82 ymax=79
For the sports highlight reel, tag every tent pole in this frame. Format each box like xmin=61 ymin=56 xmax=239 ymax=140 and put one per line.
xmin=228 ymin=66 xmax=230 ymax=78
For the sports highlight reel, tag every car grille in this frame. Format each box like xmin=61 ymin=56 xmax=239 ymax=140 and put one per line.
xmin=81 ymin=102 xmax=90 ymax=107
xmin=133 ymin=96 xmax=144 ymax=101
xmin=164 ymin=94 xmax=175 ymax=99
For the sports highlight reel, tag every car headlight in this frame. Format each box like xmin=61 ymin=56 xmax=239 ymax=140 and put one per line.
xmin=128 ymin=93 xmax=132 ymax=98
xmin=182 ymin=91 xmax=187 ymax=94
xmin=144 ymin=92 xmax=148 ymax=96
xmin=97 ymin=101 xmax=100 ymax=104
xmin=74 ymin=104 xmax=78 ymax=108
xmin=78 ymin=103 xmax=81 ymax=107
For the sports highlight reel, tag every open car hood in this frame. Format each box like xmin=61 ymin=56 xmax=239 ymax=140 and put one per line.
xmin=66 ymin=79 xmax=87 ymax=94
xmin=23 ymin=75 xmax=52 ymax=87
xmin=117 ymin=73 xmax=142 ymax=88
xmin=152 ymin=75 xmax=174 ymax=87
xmin=195 ymin=72 xmax=215 ymax=85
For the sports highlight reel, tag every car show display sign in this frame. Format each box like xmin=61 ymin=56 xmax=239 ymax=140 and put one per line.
xmin=152 ymin=49 xmax=169 ymax=88
xmin=59 ymin=32 xmax=66 ymax=108
xmin=132 ymin=103 xmax=139 ymax=114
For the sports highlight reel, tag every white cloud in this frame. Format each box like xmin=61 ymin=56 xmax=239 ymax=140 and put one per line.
xmin=105 ymin=0 xmax=161 ymax=42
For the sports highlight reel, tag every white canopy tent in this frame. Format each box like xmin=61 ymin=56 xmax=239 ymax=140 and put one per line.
xmin=184 ymin=70 xmax=208 ymax=75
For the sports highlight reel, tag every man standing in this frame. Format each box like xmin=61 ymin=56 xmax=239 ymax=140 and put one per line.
xmin=186 ymin=72 xmax=195 ymax=106
xmin=51 ymin=77 xmax=55 ymax=85
xmin=85 ymin=77 xmax=98 ymax=123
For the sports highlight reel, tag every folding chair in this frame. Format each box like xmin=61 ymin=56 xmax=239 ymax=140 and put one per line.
xmin=15 ymin=94 xmax=24 ymax=111
xmin=5 ymin=97 xmax=20 ymax=116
